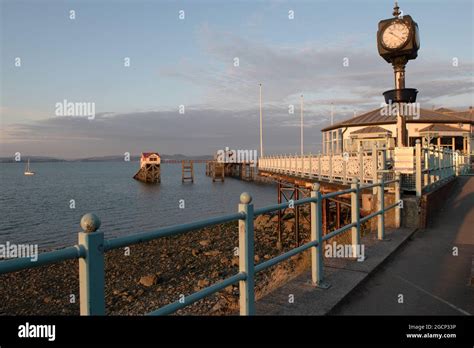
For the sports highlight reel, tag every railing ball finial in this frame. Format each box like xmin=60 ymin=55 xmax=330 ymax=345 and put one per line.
xmin=80 ymin=213 xmax=101 ymax=233
xmin=352 ymin=177 xmax=359 ymax=184
xmin=240 ymin=192 xmax=252 ymax=204
xmin=416 ymin=139 xmax=421 ymax=144
xmin=312 ymin=182 xmax=320 ymax=192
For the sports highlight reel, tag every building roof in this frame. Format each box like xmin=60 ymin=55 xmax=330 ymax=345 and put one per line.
xmin=350 ymin=126 xmax=392 ymax=135
xmin=141 ymin=152 xmax=160 ymax=158
xmin=434 ymin=107 xmax=455 ymax=113
xmin=321 ymin=107 xmax=473 ymax=132
xmin=436 ymin=108 xmax=474 ymax=122
xmin=418 ymin=124 xmax=467 ymax=133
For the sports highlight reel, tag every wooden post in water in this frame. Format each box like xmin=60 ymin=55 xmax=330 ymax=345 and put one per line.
xmin=182 ymin=160 xmax=194 ymax=183
xmin=212 ymin=162 xmax=225 ymax=182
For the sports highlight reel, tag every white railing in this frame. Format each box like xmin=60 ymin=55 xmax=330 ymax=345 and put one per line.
xmin=258 ymin=142 xmax=471 ymax=196
xmin=416 ymin=141 xmax=470 ymax=196
xmin=258 ymin=146 xmax=387 ymax=184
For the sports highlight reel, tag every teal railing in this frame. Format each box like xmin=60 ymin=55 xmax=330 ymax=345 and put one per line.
xmin=0 ymin=175 xmax=401 ymax=315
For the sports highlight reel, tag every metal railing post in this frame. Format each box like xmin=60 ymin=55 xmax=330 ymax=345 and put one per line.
xmin=377 ymin=172 xmax=385 ymax=240
xmin=238 ymin=192 xmax=255 ymax=315
xmin=415 ymin=140 xmax=422 ymax=196
xmin=436 ymin=146 xmax=441 ymax=181
xmin=310 ymin=183 xmax=329 ymax=288
xmin=350 ymin=178 xmax=360 ymax=258
xmin=329 ymin=152 xmax=333 ymax=182
xmin=78 ymin=213 xmax=105 ymax=315
xmin=395 ymin=172 xmax=401 ymax=228
xmin=318 ymin=152 xmax=322 ymax=180
xmin=343 ymin=157 xmax=347 ymax=185
xmin=424 ymin=147 xmax=429 ymax=187
xmin=358 ymin=149 xmax=364 ymax=183
xmin=429 ymin=145 xmax=435 ymax=183
xmin=372 ymin=144 xmax=378 ymax=184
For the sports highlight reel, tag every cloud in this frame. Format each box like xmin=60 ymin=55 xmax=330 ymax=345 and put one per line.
xmin=0 ymin=108 xmax=330 ymax=158
xmin=161 ymin=25 xmax=473 ymax=110
xmin=2 ymin=25 xmax=472 ymax=158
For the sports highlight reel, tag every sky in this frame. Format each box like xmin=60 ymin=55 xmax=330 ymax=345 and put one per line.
xmin=0 ymin=0 xmax=473 ymax=158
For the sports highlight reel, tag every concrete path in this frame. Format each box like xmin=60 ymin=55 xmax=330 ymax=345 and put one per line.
xmin=330 ymin=176 xmax=474 ymax=315
xmin=256 ymin=227 xmax=417 ymax=315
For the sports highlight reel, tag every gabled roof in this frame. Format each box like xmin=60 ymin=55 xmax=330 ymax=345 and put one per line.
xmin=350 ymin=126 xmax=392 ymax=135
xmin=418 ymin=124 xmax=466 ymax=133
xmin=321 ymin=107 xmax=473 ymax=132
xmin=141 ymin=152 xmax=160 ymax=158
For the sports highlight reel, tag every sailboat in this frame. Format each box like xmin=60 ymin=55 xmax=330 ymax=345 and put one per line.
xmin=24 ymin=159 xmax=35 ymax=176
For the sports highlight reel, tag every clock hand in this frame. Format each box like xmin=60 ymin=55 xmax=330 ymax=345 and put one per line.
xmin=389 ymin=31 xmax=401 ymax=40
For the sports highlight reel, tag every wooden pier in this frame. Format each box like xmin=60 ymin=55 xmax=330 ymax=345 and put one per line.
xmin=206 ymin=161 xmax=256 ymax=182
xmin=181 ymin=160 xmax=194 ymax=183
xmin=207 ymin=161 xmax=225 ymax=182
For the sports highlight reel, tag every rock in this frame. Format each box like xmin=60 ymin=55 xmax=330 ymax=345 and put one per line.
xmin=220 ymin=257 xmax=228 ymax=265
xmin=254 ymin=255 xmax=260 ymax=262
xmin=284 ymin=220 xmax=295 ymax=232
xmin=263 ymin=254 xmax=271 ymax=260
xmin=254 ymin=215 xmax=270 ymax=230
xmin=191 ymin=249 xmax=200 ymax=257
xmin=139 ymin=274 xmax=157 ymax=287
xmin=231 ymin=257 xmax=239 ymax=266
xmin=43 ymin=296 xmax=52 ymax=304
xmin=197 ymin=279 xmax=210 ymax=288
xmin=199 ymin=240 xmax=210 ymax=247
xmin=210 ymin=300 xmax=225 ymax=313
xmin=204 ymin=250 xmax=220 ymax=257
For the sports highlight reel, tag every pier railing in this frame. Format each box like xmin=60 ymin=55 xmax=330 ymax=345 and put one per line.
xmin=0 ymin=176 xmax=401 ymax=316
xmin=414 ymin=140 xmax=470 ymax=196
xmin=259 ymin=140 xmax=470 ymax=196
xmin=258 ymin=147 xmax=387 ymax=185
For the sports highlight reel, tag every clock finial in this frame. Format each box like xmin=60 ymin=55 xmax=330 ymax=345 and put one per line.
xmin=393 ymin=1 xmax=401 ymax=17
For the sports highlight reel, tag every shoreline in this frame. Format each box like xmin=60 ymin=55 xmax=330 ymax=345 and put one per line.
xmin=0 ymin=216 xmax=313 ymax=316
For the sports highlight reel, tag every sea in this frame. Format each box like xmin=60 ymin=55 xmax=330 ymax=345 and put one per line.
xmin=0 ymin=161 xmax=276 ymax=250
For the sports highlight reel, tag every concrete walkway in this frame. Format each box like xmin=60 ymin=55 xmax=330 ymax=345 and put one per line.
xmin=257 ymin=176 xmax=474 ymax=315
xmin=256 ymin=227 xmax=417 ymax=315
xmin=331 ymin=176 xmax=474 ymax=315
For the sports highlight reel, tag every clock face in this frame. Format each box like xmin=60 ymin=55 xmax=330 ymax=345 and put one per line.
xmin=382 ymin=21 xmax=410 ymax=49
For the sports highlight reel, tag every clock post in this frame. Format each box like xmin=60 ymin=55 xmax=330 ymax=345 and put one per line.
xmin=377 ymin=2 xmax=420 ymax=147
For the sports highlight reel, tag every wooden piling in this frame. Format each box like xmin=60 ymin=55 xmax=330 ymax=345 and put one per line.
xmin=182 ymin=160 xmax=194 ymax=183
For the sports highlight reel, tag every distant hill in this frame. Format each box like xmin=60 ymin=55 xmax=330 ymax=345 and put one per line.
xmin=0 ymin=156 xmax=66 ymax=163
xmin=0 ymin=154 xmax=213 ymax=163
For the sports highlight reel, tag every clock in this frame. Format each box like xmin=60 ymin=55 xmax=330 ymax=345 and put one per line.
xmin=377 ymin=15 xmax=419 ymax=63
xmin=381 ymin=20 xmax=410 ymax=50
xmin=414 ymin=25 xmax=420 ymax=49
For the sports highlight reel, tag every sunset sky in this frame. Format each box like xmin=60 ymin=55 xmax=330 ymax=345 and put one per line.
xmin=1 ymin=0 xmax=472 ymax=158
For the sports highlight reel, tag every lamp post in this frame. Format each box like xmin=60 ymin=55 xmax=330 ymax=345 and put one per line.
xmin=300 ymin=94 xmax=304 ymax=155
xmin=259 ymin=83 xmax=264 ymax=157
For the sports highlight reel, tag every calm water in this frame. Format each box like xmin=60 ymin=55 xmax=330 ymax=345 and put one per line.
xmin=0 ymin=162 xmax=276 ymax=250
